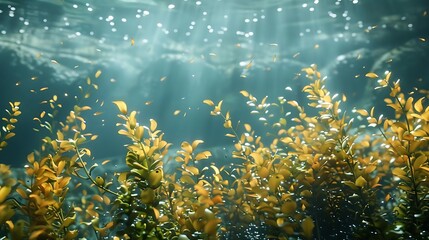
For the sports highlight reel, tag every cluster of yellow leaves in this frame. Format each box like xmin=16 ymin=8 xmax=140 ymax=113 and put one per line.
xmin=364 ymin=71 xmax=429 ymax=233
xmin=204 ymin=96 xmax=315 ymax=239
xmin=0 ymin=102 xmax=21 ymax=150
xmin=164 ymin=140 xmax=223 ymax=239
xmin=5 ymin=70 xmax=106 ymax=239
xmin=15 ymin=152 xmax=77 ymax=239
xmin=0 ymin=164 xmax=16 ymax=226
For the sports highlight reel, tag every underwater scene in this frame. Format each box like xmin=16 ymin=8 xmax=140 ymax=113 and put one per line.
xmin=1 ymin=0 xmax=429 ymax=239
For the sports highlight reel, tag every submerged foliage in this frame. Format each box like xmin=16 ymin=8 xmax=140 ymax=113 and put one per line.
xmin=1 ymin=65 xmax=429 ymax=239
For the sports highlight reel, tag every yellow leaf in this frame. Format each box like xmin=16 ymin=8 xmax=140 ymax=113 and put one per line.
xmin=244 ymin=123 xmax=252 ymax=132
xmin=4 ymin=132 xmax=15 ymax=140
xmin=258 ymin=167 xmax=269 ymax=178
xmin=0 ymin=186 xmax=11 ymax=203
xmin=195 ymin=151 xmax=212 ymax=161
xmin=57 ymin=161 xmax=65 ymax=176
xmin=240 ymin=90 xmax=249 ymax=97
xmin=113 ymin=101 xmax=127 ymax=115
xmin=414 ymin=97 xmax=424 ymax=113
xmin=204 ymin=218 xmax=222 ymax=235
xmin=192 ymin=140 xmax=204 ymax=149
xmin=355 ymin=176 xmax=367 ymax=187
xmin=203 ymin=99 xmax=214 ymax=106
xmin=392 ymin=167 xmax=407 ymax=178
xmin=301 ymin=216 xmax=315 ymax=239
xmin=180 ymin=175 xmax=196 ymax=185
xmin=385 ymin=71 xmax=392 ymax=82
xmin=281 ymin=201 xmax=297 ymax=214
xmin=414 ymin=155 xmax=427 ymax=168
xmin=16 ymin=187 xmax=28 ymax=199
xmin=250 ymin=152 xmax=263 ymax=165
xmin=95 ymin=70 xmax=102 ymax=78
xmin=185 ymin=166 xmax=200 ymax=175
xmin=405 ymin=97 xmax=413 ymax=111
xmin=81 ymin=121 xmax=86 ymax=131
xmin=268 ymin=174 xmax=284 ymax=192
xmin=148 ymin=169 xmax=163 ymax=189
xmin=149 ymin=119 xmax=157 ymax=132
xmin=365 ymin=72 xmax=379 ymax=78
xmin=355 ymin=109 xmax=368 ymax=116
xmin=364 ymin=165 xmax=377 ymax=174
xmin=181 ymin=141 xmax=193 ymax=154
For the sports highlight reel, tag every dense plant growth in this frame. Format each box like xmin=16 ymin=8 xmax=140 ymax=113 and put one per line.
xmin=1 ymin=65 xmax=429 ymax=239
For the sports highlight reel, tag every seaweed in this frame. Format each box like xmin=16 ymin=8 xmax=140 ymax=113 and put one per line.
xmin=0 ymin=66 xmax=428 ymax=239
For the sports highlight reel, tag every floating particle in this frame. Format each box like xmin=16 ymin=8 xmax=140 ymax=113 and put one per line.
xmin=31 ymin=76 xmax=38 ymax=81
xmin=51 ymin=59 xmax=59 ymax=64
xmin=145 ymin=101 xmax=152 ymax=106
xmin=419 ymin=37 xmax=426 ymax=42
xmin=160 ymin=76 xmax=167 ymax=81
xmin=209 ymin=52 xmax=216 ymax=56
xmin=270 ymin=43 xmax=278 ymax=47
xmin=173 ymin=110 xmax=181 ymax=116
xmin=93 ymin=112 xmax=103 ymax=116
xmin=272 ymin=54 xmax=277 ymax=62
xmin=40 ymin=87 xmax=49 ymax=91
xmin=15 ymin=82 xmax=21 ymax=86
xmin=245 ymin=60 xmax=253 ymax=69
xmin=131 ymin=38 xmax=135 ymax=45
xmin=314 ymin=44 xmax=319 ymax=49
xmin=95 ymin=70 xmax=102 ymax=78
xmin=293 ymin=52 xmax=300 ymax=58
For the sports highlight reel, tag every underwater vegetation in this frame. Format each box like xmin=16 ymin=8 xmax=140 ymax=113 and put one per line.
xmin=1 ymin=64 xmax=429 ymax=240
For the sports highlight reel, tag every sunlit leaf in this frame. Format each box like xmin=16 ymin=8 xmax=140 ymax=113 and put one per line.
xmin=149 ymin=119 xmax=157 ymax=132
xmin=192 ymin=140 xmax=204 ymax=149
xmin=240 ymin=90 xmax=249 ymax=97
xmin=181 ymin=141 xmax=193 ymax=154
xmin=203 ymin=99 xmax=214 ymax=106
xmin=414 ymin=97 xmax=424 ymax=113
xmin=113 ymin=101 xmax=127 ymax=115
xmin=250 ymin=152 xmax=263 ymax=165
xmin=195 ymin=151 xmax=212 ymax=161
xmin=365 ymin=72 xmax=379 ymax=78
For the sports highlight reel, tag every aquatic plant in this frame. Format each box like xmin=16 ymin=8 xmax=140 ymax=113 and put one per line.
xmin=0 ymin=66 xmax=428 ymax=239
